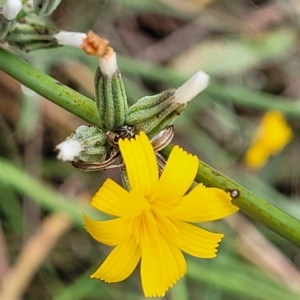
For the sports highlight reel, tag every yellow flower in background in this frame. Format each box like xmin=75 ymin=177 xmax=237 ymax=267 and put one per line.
xmin=84 ymin=132 xmax=238 ymax=297
xmin=244 ymin=110 xmax=293 ymax=170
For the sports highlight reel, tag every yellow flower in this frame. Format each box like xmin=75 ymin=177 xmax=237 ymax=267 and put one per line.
xmin=84 ymin=132 xmax=239 ymax=297
xmin=244 ymin=111 xmax=293 ymax=170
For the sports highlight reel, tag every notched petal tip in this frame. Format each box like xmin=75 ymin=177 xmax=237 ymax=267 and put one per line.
xmin=152 ymin=145 xmax=199 ymax=203
xmin=143 ymin=271 xmax=185 ymax=298
xmin=138 ymin=131 xmax=150 ymax=142
xmin=171 ymin=145 xmax=199 ymax=168
xmin=90 ymin=273 xmax=110 ymax=282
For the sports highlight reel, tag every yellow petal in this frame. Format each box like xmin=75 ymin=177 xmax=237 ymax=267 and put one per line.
xmin=172 ymin=219 xmax=224 ymax=258
xmin=151 ymin=146 xmax=198 ymax=203
xmin=261 ymin=111 xmax=292 ymax=153
xmin=91 ymin=178 xmax=143 ymax=217
xmin=158 ymin=234 xmax=186 ymax=294
xmin=244 ymin=111 xmax=293 ymax=170
xmin=244 ymin=142 xmax=270 ymax=170
xmin=140 ymin=214 xmax=186 ymax=297
xmin=170 ymin=184 xmax=239 ymax=222
xmin=91 ymin=236 xmax=141 ymax=282
xmin=119 ymin=132 xmax=158 ymax=197
xmin=83 ymin=214 xmax=132 ymax=246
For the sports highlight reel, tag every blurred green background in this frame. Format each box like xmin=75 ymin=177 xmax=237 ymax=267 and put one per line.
xmin=0 ymin=0 xmax=300 ymax=299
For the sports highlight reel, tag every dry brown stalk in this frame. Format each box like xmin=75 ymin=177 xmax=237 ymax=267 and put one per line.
xmin=0 ymin=213 xmax=72 ymax=300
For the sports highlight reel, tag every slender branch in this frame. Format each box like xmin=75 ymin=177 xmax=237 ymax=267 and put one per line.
xmin=0 ymin=47 xmax=101 ymax=127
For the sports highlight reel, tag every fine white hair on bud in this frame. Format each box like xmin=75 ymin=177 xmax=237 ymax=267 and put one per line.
xmin=2 ymin=0 xmax=23 ymax=20
xmin=54 ymin=31 xmax=87 ymax=47
xmin=99 ymin=51 xmax=118 ymax=78
xmin=174 ymin=70 xmax=209 ymax=104
xmin=56 ymin=139 xmax=82 ymax=161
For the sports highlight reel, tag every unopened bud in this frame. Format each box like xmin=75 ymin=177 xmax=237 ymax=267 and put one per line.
xmin=80 ymin=31 xmax=128 ymax=131
xmin=125 ymin=71 xmax=209 ymax=137
xmin=6 ymin=22 xmax=59 ymax=51
xmin=33 ymin=0 xmax=62 ymax=16
xmin=94 ymin=54 xmax=128 ymax=131
xmin=125 ymin=89 xmax=182 ymax=138
xmin=126 ymin=89 xmax=175 ymax=125
xmin=56 ymin=125 xmax=107 ymax=163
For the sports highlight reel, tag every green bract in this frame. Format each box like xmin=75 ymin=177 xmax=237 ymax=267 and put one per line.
xmin=94 ymin=67 xmax=128 ymax=131
xmin=6 ymin=23 xmax=59 ymax=51
xmin=68 ymin=125 xmax=107 ymax=163
xmin=125 ymin=89 xmax=186 ymax=138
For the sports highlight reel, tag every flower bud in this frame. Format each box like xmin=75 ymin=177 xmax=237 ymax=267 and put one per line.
xmin=125 ymin=89 xmax=180 ymax=137
xmin=125 ymin=89 xmax=175 ymax=124
xmin=94 ymin=52 xmax=128 ymax=131
xmin=33 ymin=0 xmax=62 ymax=16
xmin=125 ymin=71 xmax=209 ymax=138
xmin=79 ymin=31 xmax=128 ymax=131
xmin=56 ymin=125 xmax=107 ymax=163
xmin=6 ymin=22 xmax=59 ymax=51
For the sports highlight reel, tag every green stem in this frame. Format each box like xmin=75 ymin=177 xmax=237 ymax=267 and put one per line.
xmin=161 ymin=146 xmax=300 ymax=247
xmin=0 ymin=47 xmax=101 ymax=127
